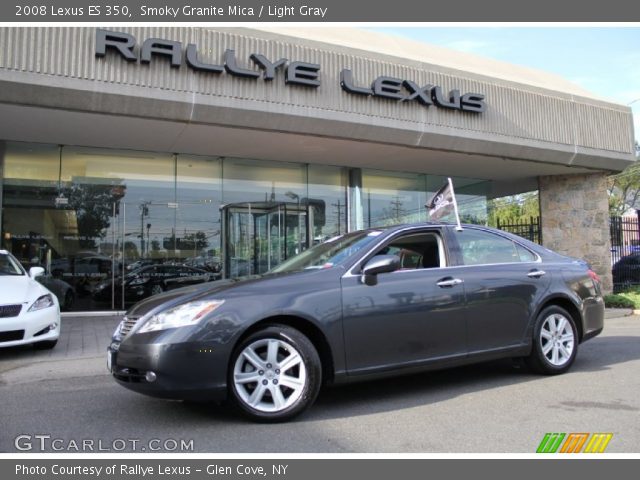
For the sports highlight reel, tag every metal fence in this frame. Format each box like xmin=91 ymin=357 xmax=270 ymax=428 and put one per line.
xmin=493 ymin=214 xmax=640 ymax=292
xmin=495 ymin=216 xmax=542 ymax=245
xmin=610 ymin=214 xmax=640 ymax=292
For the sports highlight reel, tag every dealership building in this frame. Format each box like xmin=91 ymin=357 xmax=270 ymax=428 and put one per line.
xmin=0 ymin=27 xmax=635 ymax=310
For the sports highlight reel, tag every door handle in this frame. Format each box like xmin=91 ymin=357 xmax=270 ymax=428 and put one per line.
xmin=527 ymin=270 xmax=546 ymax=278
xmin=437 ymin=278 xmax=463 ymax=288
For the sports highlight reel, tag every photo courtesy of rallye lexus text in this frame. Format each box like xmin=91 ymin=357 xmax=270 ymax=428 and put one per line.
xmin=108 ymin=223 xmax=604 ymax=422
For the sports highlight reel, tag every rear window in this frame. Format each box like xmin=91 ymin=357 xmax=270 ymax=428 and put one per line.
xmin=456 ymin=229 xmax=537 ymax=265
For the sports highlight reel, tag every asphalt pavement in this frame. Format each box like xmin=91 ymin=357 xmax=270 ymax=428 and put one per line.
xmin=0 ymin=312 xmax=638 ymax=453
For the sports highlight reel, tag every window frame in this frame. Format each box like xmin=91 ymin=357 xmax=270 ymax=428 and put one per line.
xmin=347 ymin=227 xmax=449 ymax=276
xmin=444 ymin=226 xmax=542 ymax=267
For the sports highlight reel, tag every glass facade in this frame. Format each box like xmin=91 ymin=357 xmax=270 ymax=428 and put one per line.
xmin=0 ymin=140 xmax=488 ymax=311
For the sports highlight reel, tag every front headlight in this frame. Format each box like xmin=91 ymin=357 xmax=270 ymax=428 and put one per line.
xmin=28 ymin=294 xmax=55 ymax=312
xmin=137 ymin=300 xmax=225 ymax=333
xmin=128 ymin=277 xmax=148 ymax=286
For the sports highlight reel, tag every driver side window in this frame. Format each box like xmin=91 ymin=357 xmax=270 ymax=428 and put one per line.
xmin=374 ymin=232 xmax=443 ymax=270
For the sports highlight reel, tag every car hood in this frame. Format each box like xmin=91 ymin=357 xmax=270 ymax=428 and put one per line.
xmin=125 ymin=270 xmax=329 ymax=318
xmin=0 ymin=275 xmax=49 ymax=305
xmin=125 ymin=276 xmax=264 ymax=317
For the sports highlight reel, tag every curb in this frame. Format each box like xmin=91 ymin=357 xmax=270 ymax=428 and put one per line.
xmin=604 ymin=308 xmax=635 ymax=319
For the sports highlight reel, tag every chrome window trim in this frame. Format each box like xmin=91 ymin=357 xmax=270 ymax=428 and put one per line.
xmin=341 ymin=224 xmax=542 ymax=280
xmin=342 ymin=224 xmax=447 ymax=279
xmin=457 ymin=225 xmax=543 ymax=265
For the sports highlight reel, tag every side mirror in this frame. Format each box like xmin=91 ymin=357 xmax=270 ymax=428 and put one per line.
xmin=361 ymin=255 xmax=400 ymax=286
xmin=29 ymin=266 xmax=46 ymax=279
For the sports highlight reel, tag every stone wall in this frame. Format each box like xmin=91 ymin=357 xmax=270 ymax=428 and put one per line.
xmin=539 ymin=172 xmax=612 ymax=293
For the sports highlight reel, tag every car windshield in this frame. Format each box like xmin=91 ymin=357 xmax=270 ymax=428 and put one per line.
xmin=0 ymin=253 xmax=25 ymax=276
xmin=271 ymin=230 xmax=384 ymax=274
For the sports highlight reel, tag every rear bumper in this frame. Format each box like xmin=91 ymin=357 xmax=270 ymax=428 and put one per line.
xmin=581 ymin=296 xmax=605 ymax=342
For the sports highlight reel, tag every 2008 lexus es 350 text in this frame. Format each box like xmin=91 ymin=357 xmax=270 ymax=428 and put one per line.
xmin=108 ymin=224 xmax=604 ymax=422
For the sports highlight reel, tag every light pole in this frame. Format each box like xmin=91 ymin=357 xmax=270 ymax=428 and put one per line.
xmin=139 ymin=201 xmax=151 ymax=258
xmin=285 ymin=191 xmax=301 ymax=254
xmin=146 ymin=223 xmax=151 ymax=256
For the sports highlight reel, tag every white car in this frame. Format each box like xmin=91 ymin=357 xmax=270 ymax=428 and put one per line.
xmin=0 ymin=250 xmax=60 ymax=349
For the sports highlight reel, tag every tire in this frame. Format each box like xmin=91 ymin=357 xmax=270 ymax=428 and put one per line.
xmin=33 ymin=339 xmax=58 ymax=350
xmin=526 ymin=305 xmax=578 ymax=375
xmin=62 ymin=290 xmax=74 ymax=311
xmin=229 ymin=325 xmax=322 ymax=422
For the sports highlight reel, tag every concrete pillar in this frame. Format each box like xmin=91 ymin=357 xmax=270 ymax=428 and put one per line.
xmin=539 ymin=173 xmax=612 ymax=293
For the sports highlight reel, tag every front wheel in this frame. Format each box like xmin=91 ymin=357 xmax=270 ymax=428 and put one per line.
xmin=526 ymin=306 xmax=578 ymax=375
xmin=229 ymin=325 xmax=321 ymax=422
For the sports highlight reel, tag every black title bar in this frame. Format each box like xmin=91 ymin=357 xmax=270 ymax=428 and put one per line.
xmin=3 ymin=0 xmax=640 ymax=22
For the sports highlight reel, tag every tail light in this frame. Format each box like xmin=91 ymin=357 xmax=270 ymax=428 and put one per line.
xmin=587 ymin=269 xmax=601 ymax=283
xmin=588 ymin=269 xmax=601 ymax=291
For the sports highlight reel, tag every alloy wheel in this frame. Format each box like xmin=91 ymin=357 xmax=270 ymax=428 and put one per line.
xmin=233 ymin=338 xmax=307 ymax=413
xmin=539 ymin=313 xmax=575 ymax=367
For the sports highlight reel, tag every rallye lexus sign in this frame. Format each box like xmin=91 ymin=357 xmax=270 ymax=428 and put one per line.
xmin=96 ymin=29 xmax=486 ymax=113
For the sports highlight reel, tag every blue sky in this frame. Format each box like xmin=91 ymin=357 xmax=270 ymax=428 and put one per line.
xmin=370 ymin=27 xmax=640 ymax=140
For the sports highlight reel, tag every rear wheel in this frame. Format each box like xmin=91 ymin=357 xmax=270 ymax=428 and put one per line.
xmin=229 ymin=325 xmax=321 ymax=422
xmin=526 ymin=306 xmax=578 ymax=375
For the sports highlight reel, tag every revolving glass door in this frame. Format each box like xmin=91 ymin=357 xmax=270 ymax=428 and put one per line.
xmin=221 ymin=202 xmax=311 ymax=278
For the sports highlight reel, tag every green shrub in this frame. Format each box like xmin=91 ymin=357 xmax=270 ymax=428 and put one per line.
xmin=604 ymin=288 xmax=640 ymax=308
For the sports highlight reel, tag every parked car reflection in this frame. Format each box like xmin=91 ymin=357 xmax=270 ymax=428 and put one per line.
xmin=93 ymin=264 xmax=216 ymax=304
xmin=36 ymin=273 xmax=75 ymax=311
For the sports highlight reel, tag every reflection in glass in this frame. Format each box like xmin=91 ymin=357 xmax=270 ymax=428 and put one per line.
xmin=221 ymin=158 xmax=308 ymax=277
xmin=362 ymin=170 xmax=428 ymax=228
xmin=176 ymin=155 xmax=223 ymax=275
xmin=308 ymin=165 xmax=348 ymax=244
xmin=1 ymin=141 xmax=490 ymax=311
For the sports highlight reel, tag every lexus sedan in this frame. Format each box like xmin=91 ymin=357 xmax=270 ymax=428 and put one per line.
xmin=108 ymin=224 xmax=604 ymax=422
xmin=0 ymin=250 xmax=61 ymax=349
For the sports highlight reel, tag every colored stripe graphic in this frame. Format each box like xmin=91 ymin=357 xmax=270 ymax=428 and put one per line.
xmin=584 ymin=433 xmax=613 ymax=453
xmin=560 ymin=433 xmax=589 ymax=453
xmin=537 ymin=433 xmax=566 ymax=453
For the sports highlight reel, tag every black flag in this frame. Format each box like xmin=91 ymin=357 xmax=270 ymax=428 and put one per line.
xmin=426 ymin=178 xmax=462 ymax=230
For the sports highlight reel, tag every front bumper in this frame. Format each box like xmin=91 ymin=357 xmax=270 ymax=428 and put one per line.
xmin=0 ymin=306 xmax=60 ymax=348
xmin=108 ymin=331 xmax=229 ymax=401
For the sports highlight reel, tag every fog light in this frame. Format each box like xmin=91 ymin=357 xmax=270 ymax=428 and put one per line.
xmin=145 ymin=371 xmax=157 ymax=383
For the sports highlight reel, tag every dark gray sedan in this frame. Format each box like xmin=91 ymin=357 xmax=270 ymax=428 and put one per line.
xmin=108 ymin=224 xmax=604 ymax=422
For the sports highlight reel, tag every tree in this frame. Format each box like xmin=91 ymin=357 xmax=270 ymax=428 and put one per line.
xmin=64 ymin=181 xmax=126 ymax=249
xmin=183 ymin=231 xmax=209 ymax=251
xmin=608 ymin=141 xmax=640 ymax=216
xmin=487 ymin=191 xmax=540 ymax=226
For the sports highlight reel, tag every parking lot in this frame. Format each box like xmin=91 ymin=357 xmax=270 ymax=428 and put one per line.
xmin=0 ymin=312 xmax=639 ymax=453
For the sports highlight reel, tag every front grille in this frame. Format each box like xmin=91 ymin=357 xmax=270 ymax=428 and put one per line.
xmin=0 ymin=304 xmax=22 ymax=318
xmin=119 ymin=316 xmax=140 ymax=337
xmin=0 ymin=330 xmax=25 ymax=342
